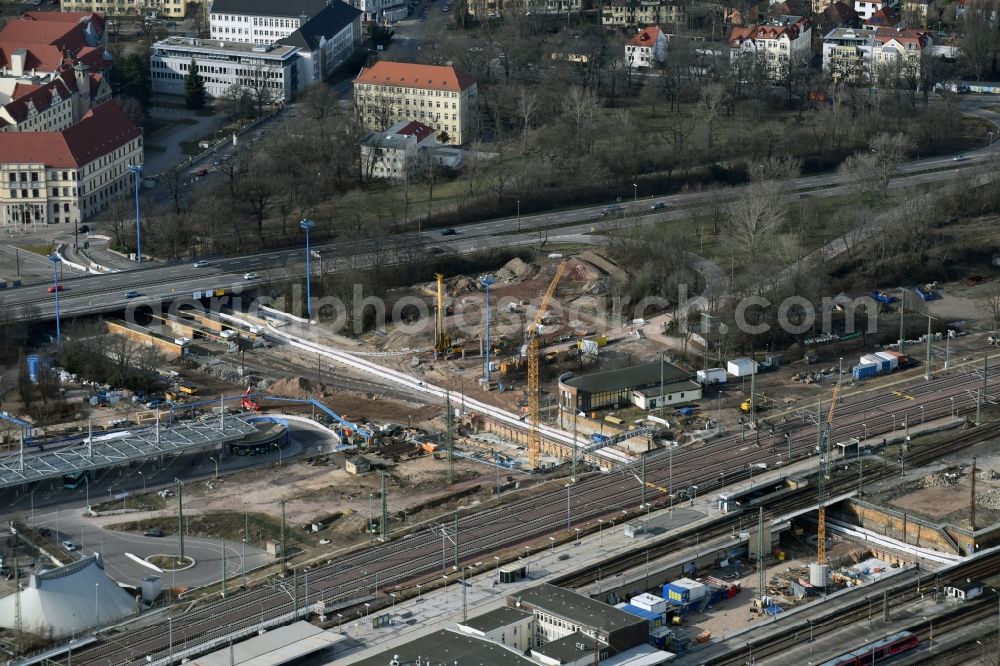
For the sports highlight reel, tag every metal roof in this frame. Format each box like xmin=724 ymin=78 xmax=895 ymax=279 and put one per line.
xmin=561 ymin=362 xmax=690 ymax=394
xmin=458 ymin=606 xmax=533 ymax=633
xmin=348 ymin=628 xmax=535 ymax=666
xmin=0 ymin=416 xmax=260 ymax=489
xmin=188 ymin=621 xmax=345 ymax=666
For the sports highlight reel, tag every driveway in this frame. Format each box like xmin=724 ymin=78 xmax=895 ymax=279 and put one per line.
xmin=144 ymin=103 xmax=227 ymax=176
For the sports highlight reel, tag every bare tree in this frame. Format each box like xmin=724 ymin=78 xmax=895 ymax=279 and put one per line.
xmin=698 ymin=83 xmax=728 ymax=150
xmin=518 ymin=86 xmax=538 ymax=153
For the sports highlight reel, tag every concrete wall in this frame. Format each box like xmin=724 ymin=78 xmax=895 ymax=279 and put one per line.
xmin=835 ymin=500 xmax=964 ymax=555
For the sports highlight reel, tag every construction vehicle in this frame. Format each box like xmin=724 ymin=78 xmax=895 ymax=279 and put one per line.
xmin=988 ymin=336 xmax=1000 ymax=347
xmin=740 ymin=395 xmax=770 ymax=414
xmin=178 ymin=383 xmax=199 ymax=396
xmin=527 ymin=260 xmax=568 ymax=469
xmin=240 ymin=386 xmax=260 ymax=413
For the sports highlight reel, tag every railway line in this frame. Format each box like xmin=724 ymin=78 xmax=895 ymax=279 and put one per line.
xmin=64 ymin=359 xmax=1000 ymax=665
xmin=701 ymin=548 xmax=1000 ymax=666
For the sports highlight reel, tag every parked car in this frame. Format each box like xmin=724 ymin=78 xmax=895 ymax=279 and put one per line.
xmin=193 ymin=259 xmax=209 ymax=268
xmin=143 ymin=528 xmax=165 ymax=537
xmin=47 ymin=284 xmax=64 ymax=293
xmin=61 ymin=541 xmax=76 ymax=552
xmin=78 ymin=224 xmax=89 ymax=233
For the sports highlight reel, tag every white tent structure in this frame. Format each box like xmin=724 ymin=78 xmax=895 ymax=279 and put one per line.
xmin=0 ymin=555 xmax=136 ymax=639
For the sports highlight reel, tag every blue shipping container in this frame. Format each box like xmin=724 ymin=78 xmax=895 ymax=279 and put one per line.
xmin=663 ymin=583 xmax=690 ymax=604
xmin=26 ymin=355 xmax=40 ymax=384
xmin=853 ymin=363 xmax=878 ymax=380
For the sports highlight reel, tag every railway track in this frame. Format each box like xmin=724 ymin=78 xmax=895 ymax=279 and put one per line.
xmin=64 ymin=361 xmax=1000 ymax=665
xmin=701 ymin=549 xmax=1000 ymax=666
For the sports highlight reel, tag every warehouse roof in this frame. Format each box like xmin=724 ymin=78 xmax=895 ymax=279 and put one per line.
xmin=188 ymin=621 xmax=344 ymax=666
xmin=561 ymin=361 xmax=690 ymax=394
xmin=635 ymin=380 xmax=702 ymax=397
xmin=348 ymin=628 xmax=535 ymax=666
xmin=458 ymin=606 xmax=533 ymax=633
xmin=511 ymin=583 xmax=645 ymax=633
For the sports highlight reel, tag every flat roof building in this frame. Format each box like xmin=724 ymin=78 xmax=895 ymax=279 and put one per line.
xmin=558 ymin=361 xmax=694 ymax=413
xmin=347 ymin=627 xmax=537 ymax=666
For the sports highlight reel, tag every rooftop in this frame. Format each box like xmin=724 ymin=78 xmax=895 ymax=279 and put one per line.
xmin=153 ymin=36 xmax=299 ymax=57
xmin=210 ymin=0 xmax=330 ymax=18
xmin=279 ymin=1 xmax=361 ymax=51
xmin=512 ymin=583 xmax=647 ymax=633
xmin=356 ymin=60 xmax=476 ymax=92
xmin=627 ymin=26 xmax=663 ymax=47
xmin=532 ymin=630 xmax=596 ymax=662
xmin=188 ymin=621 xmax=345 ymax=666
xmin=348 ymin=628 xmax=535 ymax=666
xmin=561 ymin=361 xmax=690 ymax=394
xmin=635 ymin=379 xmax=702 ymax=397
xmin=459 ymin=606 xmax=534 ymax=633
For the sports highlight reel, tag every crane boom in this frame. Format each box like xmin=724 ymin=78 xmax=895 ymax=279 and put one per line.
xmin=527 ymin=260 xmax=568 ymax=469
xmin=817 ymin=381 xmax=841 ymax=566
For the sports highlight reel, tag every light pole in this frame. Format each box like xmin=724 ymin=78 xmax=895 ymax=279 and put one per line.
xmin=575 ymin=527 xmax=581 ymax=543
xmin=48 ymin=254 xmax=61 ymax=349
xmin=300 ymin=219 xmax=315 ymax=321
xmin=95 ymin=583 xmax=99 ymax=628
xmin=990 ymin=131 xmax=996 ymax=156
xmin=137 ymin=470 xmax=145 ymax=494
xmin=480 ymin=275 xmax=496 ymax=383
xmin=168 ymin=616 xmax=173 ymax=661
xmin=209 ymin=456 xmax=218 ymax=479
xmin=516 ymin=199 xmax=520 ymax=233
xmin=632 ymin=182 xmax=637 ymax=204
xmin=128 ymin=164 xmax=143 ymax=264
xmin=598 ymin=519 xmax=604 ymax=548
xmin=389 ymin=592 xmax=396 ymax=620
xmin=565 ymin=483 xmax=572 ymax=528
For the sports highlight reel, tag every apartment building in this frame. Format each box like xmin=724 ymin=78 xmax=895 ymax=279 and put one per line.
xmin=625 ymin=26 xmax=668 ymax=68
xmin=822 ymin=25 xmax=930 ymax=81
xmin=0 ymin=100 xmax=142 ymax=230
xmin=466 ymin=0 xmax=580 ymax=21
xmin=728 ymin=15 xmax=812 ymax=79
xmin=354 ymin=61 xmax=477 ymax=145
xmin=62 ymin=0 xmax=187 ymax=17
xmin=0 ymin=63 xmax=111 ymax=133
xmin=854 ymin=0 xmax=898 ymax=20
xmin=602 ymin=0 xmax=685 ymax=27
xmin=150 ymin=37 xmax=301 ymax=102
xmin=210 ymin=0 xmax=325 ymax=43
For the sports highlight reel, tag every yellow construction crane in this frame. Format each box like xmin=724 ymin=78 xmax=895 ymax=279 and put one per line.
xmin=817 ymin=381 xmax=841 ymax=566
xmin=434 ymin=273 xmax=452 ymax=357
xmin=527 ymin=260 xmax=568 ymax=469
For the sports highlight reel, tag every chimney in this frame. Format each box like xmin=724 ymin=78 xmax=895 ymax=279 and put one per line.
xmin=299 ymin=13 xmax=308 ymax=26
xmin=10 ymin=48 xmax=26 ymax=77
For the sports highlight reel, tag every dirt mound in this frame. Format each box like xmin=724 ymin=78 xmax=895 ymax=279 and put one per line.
xmin=270 ymin=376 xmax=317 ymax=399
xmin=504 ymin=257 xmax=534 ymax=278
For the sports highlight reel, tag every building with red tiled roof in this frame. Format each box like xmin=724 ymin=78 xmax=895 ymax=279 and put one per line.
xmin=360 ymin=119 xmax=461 ymax=182
xmin=625 ymin=26 xmax=668 ymax=68
xmin=728 ymin=15 xmax=812 ymax=79
xmin=0 ymin=100 xmax=142 ymax=231
xmin=354 ymin=61 xmax=478 ymax=145
xmin=864 ymin=6 xmax=901 ymax=26
xmin=0 ymin=63 xmax=111 ymax=133
xmin=824 ymin=1 xmax=861 ymax=27
xmin=0 ymin=11 xmax=105 ymax=77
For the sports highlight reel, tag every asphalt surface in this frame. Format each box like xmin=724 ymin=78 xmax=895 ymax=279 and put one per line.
xmin=0 ymin=145 xmax=993 ymax=323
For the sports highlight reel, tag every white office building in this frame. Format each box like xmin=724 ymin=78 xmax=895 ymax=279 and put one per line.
xmin=150 ymin=37 xmax=301 ymax=102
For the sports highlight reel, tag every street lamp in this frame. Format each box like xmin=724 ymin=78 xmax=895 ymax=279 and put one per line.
xmin=990 ymin=131 xmax=995 ymax=155
xmin=598 ymin=518 xmax=604 ymax=548
xmin=48 ymin=254 xmax=62 ymax=349
xmin=389 ymin=592 xmax=397 ymax=619
xmin=516 ymin=199 xmax=520 ymax=233
xmin=299 ymin=219 xmax=316 ymax=321
xmin=574 ymin=527 xmax=581 ymax=543
xmin=137 ymin=470 xmax=145 ymax=494
xmin=127 ymin=164 xmax=143 ymax=264
xmin=565 ymin=483 xmax=572 ymax=528
xmin=209 ymin=456 xmax=218 ymax=479
xmin=632 ymin=182 xmax=637 ymax=204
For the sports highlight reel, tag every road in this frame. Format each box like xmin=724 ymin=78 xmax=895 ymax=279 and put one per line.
xmin=0 ymin=145 xmax=993 ymax=323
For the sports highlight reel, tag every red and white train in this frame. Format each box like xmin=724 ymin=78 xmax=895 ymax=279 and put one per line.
xmin=818 ymin=631 xmax=919 ymax=666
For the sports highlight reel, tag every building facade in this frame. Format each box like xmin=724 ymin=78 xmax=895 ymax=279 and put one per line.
xmin=0 ymin=100 xmax=142 ymax=230
xmin=465 ymin=0 xmax=580 ymax=20
xmin=209 ymin=0 xmax=327 ymax=43
xmin=728 ymin=15 xmax=812 ymax=79
xmin=279 ymin=1 xmax=363 ymax=82
xmin=822 ymin=27 xmax=874 ymax=81
xmin=822 ymin=26 xmax=930 ymax=81
xmin=625 ymin=26 xmax=668 ymax=68
xmin=854 ymin=0 xmax=898 ymax=20
xmin=150 ymin=37 xmax=301 ymax=102
xmin=602 ymin=0 xmax=684 ymax=27
xmin=62 ymin=0 xmax=187 ymax=17
xmin=354 ymin=61 xmax=477 ymax=145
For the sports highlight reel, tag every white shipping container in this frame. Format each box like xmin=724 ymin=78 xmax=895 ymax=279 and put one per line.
xmin=727 ymin=358 xmax=758 ymax=377
xmin=631 ymin=593 xmax=667 ymax=614
xmin=860 ymin=354 xmax=884 ymax=368
xmin=671 ymin=577 xmax=707 ymax=602
xmin=874 ymin=351 xmax=898 ymax=370
xmin=697 ymin=368 xmax=728 ymax=385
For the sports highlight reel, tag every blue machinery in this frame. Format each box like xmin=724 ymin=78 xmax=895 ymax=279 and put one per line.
xmin=166 ymin=393 xmax=373 ymax=443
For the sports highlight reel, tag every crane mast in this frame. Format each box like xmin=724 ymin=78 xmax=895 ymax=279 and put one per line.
xmin=527 ymin=260 xmax=568 ymax=469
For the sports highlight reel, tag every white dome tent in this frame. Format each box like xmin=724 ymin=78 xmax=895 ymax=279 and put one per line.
xmin=0 ymin=555 xmax=136 ymax=639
